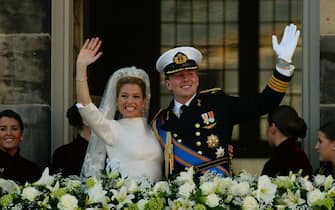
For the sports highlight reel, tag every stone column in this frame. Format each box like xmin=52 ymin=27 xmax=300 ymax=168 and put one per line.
xmin=0 ymin=0 xmax=51 ymax=169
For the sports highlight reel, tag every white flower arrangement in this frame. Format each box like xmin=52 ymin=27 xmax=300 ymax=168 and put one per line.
xmin=0 ymin=167 xmax=335 ymax=209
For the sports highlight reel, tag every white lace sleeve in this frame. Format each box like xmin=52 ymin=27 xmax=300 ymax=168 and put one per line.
xmin=78 ymin=103 xmax=118 ymax=145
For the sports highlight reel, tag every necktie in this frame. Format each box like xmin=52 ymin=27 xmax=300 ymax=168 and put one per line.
xmin=180 ymin=105 xmax=187 ymax=116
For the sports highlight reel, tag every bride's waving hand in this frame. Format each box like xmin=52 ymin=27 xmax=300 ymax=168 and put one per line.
xmin=76 ymin=38 xmax=103 ymax=106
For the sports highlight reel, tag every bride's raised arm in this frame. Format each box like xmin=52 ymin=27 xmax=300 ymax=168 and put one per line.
xmin=76 ymin=37 xmax=103 ymax=106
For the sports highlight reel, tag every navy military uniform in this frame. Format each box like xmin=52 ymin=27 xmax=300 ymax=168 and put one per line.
xmin=152 ymin=71 xmax=290 ymax=178
xmin=152 ymin=46 xmax=293 ymax=178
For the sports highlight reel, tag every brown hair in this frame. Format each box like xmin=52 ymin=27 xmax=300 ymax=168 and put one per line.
xmin=267 ymin=105 xmax=307 ymax=140
xmin=116 ymin=77 xmax=146 ymax=99
xmin=319 ymin=121 xmax=335 ymax=142
xmin=66 ymin=104 xmax=83 ymax=129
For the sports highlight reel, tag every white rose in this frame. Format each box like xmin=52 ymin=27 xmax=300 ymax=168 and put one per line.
xmin=307 ymin=189 xmax=324 ymax=205
xmin=239 ymin=170 xmax=256 ymax=183
xmin=242 ymin=196 xmax=258 ymax=210
xmin=231 ymin=182 xmax=250 ymax=196
xmin=22 ymin=186 xmax=41 ymax=201
xmin=313 ymin=175 xmax=326 ymax=187
xmin=153 ymin=181 xmax=170 ymax=195
xmin=212 ymin=177 xmax=231 ymax=194
xmin=57 ymin=194 xmax=78 ymax=210
xmin=178 ymin=182 xmax=196 ymax=198
xmin=205 ymin=193 xmax=220 ymax=207
xmin=200 ymin=181 xmax=215 ymax=195
xmin=63 ymin=179 xmax=81 ymax=191
xmin=176 ymin=168 xmax=194 ymax=184
xmin=126 ymin=179 xmax=138 ymax=193
xmin=218 ymin=177 xmax=234 ymax=192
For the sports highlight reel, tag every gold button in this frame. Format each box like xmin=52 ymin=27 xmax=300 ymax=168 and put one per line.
xmin=177 ymin=139 xmax=182 ymax=143
xmin=195 ymin=123 xmax=200 ymax=128
xmin=196 ymin=141 xmax=202 ymax=146
xmin=195 ymin=131 xmax=201 ymax=136
xmin=173 ymin=133 xmax=178 ymax=138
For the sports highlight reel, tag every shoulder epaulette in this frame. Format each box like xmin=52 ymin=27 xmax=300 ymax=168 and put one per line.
xmin=199 ymin=88 xmax=222 ymax=94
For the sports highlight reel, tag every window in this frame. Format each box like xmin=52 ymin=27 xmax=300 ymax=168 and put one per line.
xmin=160 ymin=0 xmax=302 ymax=157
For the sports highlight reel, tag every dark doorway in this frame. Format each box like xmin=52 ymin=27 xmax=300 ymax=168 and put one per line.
xmin=84 ymin=0 xmax=161 ymax=120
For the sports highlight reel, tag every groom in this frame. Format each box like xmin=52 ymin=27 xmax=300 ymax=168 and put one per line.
xmin=151 ymin=24 xmax=301 ymax=178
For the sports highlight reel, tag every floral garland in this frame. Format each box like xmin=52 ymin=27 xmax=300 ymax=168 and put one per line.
xmin=0 ymin=167 xmax=335 ymax=210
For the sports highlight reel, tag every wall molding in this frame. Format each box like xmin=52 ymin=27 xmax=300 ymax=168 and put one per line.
xmin=302 ymin=0 xmax=320 ymax=169
xmin=51 ymin=0 xmax=74 ymax=153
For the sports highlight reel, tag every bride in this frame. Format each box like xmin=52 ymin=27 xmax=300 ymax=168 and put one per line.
xmin=75 ymin=37 xmax=163 ymax=181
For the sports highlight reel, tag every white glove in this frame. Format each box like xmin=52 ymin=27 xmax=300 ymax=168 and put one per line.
xmin=272 ymin=24 xmax=300 ymax=63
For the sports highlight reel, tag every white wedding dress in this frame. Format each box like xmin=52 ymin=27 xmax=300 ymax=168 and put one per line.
xmin=79 ymin=103 xmax=163 ymax=181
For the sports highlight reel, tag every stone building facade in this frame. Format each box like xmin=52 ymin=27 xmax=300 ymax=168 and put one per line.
xmin=0 ymin=0 xmax=51 ymax=168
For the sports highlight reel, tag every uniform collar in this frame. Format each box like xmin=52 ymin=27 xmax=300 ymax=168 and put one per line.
xmin=174 ymin=94 xmax=195 ymax=108
xmin=172 ymin=94 xmax=196 ymax=116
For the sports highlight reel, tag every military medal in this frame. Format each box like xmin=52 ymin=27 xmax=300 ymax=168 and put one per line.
xmin=201 ymin=111 xmax=215 ymax=125
xmin=207 ymin=134 xmax=219 ymax=148
xmin=215 ymin=146 xmax=225 ymax=158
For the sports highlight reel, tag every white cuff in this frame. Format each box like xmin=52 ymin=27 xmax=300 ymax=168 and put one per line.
xmin=76 ymin=102 xmax=94 ymax=126
xmin=275 ymin=64 xmax=295 ymax=77
xmin=76 ymin=102 xmax=93 ymax=109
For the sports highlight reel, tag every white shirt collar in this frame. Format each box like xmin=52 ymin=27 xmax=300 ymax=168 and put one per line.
xmin=173 ymin=94 xmax=196 ymax=117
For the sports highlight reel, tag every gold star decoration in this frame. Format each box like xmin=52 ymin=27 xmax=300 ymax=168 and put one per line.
xmin=206 ymin=134 xmax=219 ymax=148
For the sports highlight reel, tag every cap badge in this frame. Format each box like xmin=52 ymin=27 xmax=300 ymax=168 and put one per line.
xmin=173 ymin=52 xmax=188 ymax=64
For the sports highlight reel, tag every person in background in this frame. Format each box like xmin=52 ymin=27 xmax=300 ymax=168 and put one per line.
xmin=261 ymin=105 xmax=313 ymax=177
xmin=151 ymin=23 xmax=301 ymax=178
xmin=0 ymin=109 xmax=41 ymax=184
xmin=50 ymin=104 xmax=91 ymax=176
xmin=314 ymin=121 xmax=335 ymax=177
xmin=76 ymin=38 xmax=163 ymax=182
